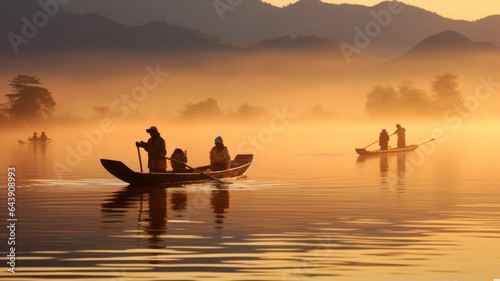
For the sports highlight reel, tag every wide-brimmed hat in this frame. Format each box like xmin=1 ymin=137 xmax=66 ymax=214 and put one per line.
xmin=146 ymin=126 xmax=158 ymax=133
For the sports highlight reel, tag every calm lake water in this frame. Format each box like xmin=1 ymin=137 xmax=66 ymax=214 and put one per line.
xmin=1 ymin=121 xmax=500 ymax=280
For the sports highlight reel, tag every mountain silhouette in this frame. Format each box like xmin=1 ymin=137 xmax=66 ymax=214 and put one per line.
xmin=0 ymin=0 xmax=234 ymax=55
xmin=400 ymin=30 xmax=499 ymax=58
xmin=2 ymin=0 xmax=499 ymax=61
xmin=63 ymin=0 xmax=500 ymax=60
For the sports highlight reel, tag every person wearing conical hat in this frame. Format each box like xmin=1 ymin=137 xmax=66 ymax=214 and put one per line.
xmin=136 ymin=126 xmax=167 ymax=173
xmin=209 ymin=136 xmax=231 ymax=171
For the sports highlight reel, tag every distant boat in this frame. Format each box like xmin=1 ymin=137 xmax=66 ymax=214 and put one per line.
xmin=356 ymin=145 xmax=419 ymax=156
xmin=18 ymin=139 xmax=53 ymax=144
xmin=100 ymin=154 xmax=253 ymax=186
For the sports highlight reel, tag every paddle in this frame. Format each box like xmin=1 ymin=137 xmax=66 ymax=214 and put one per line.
xmin=137 ymin=146 xmax=143 ymax=173
xmin=417 ymin=138 xmax=436 ymax=146
xmin=164 ymin=156 xmax=224 ymax=184
xmin=363 ymin=133 xmax=395 ymax=149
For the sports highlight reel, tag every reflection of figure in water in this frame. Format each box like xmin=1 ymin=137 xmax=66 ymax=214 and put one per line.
xmin=29 ymin=132 xmax=38 ymax=141
xmin=101 ymin=187 xmax=168 ymax=264
xmin=379 ymin=155 xmax=389 ymax=184
xmin=146 ymin=188 xmax=167 ymax=264
xmin=39 ymin=131 xmax=48 ymax=142
xmin=397 ymin=154 xmax=406 ymax=187
xmin=393 ymin=124 xmax=406 ymax=148
xmin=379 ymin=129 xmax=390 ymax=150
xmin=210 ymin=187 xmax=230 ymax=229
xmin=171 ymin=191 xmax=188 ymax=214
xmin=210 ymin=136 xmax=231 ymax=171
xmin=170 ymin=149 xmax=188 ymax=172
xmin=136 ymin=126 xmax=167 ymax=173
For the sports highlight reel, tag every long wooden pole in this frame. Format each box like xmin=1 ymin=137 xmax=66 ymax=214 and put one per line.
xmin=137 ymin=146 xmax=143 ymax=173
xmin=417 ymin=138 xmax=436 ymax=146
xmin=164 ymin=156 xmax=224 ymax=184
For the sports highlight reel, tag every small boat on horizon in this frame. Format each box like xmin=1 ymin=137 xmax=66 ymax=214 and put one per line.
xmin=100 ymin=154 xmax=254 ymax=186
xmin=18 ymin=139 xmax=53 ymax=144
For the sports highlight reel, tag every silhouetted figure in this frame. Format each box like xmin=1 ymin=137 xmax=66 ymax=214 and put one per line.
xmin=210 ymin=136 xmax=231 ymax=171
xmin=393 ymin=124 xmax=406 ymax=148
xmin=39 ymin=131 xmax=48 ymax=142
xmin=136 ymin=126 xmax=167 ymax=173
xmin=379 ymin=129 xmax=389 ymax=150
xmin=29 ymin=132 xmax=38 ymax=141
xmin=170 ymin=148 xmax=188 ymax=172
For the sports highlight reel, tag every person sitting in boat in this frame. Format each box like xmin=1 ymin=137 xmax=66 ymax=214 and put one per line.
xmin=29 ymin=132 xmax=38 ymax=141
xmin=136 ymin=126 xmax=167 ymax=173
xmin=39 ymin=131 xmax=48 ymax=142
xmin=393 ymin=124 xmax=406 ymax=148
xmin=170 ymin=148 xmax=188 ymax=173
xmin=210 ymin=136 xmax=231 ymax=171
xmin=379 ymin=129 xmax=389 ymax=150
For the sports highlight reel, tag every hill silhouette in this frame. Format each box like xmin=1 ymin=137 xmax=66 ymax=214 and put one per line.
xmin=0 ymin=0 xmax=235 ymax=55
xmin=1 ymin=0 xmax=499 ymax=62
xmin=398 ymin=30 xmax=499 ymax=59
xmin=63 ymin=0 xmax=500 ymax=60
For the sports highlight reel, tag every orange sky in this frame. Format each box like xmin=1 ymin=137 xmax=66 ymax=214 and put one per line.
xmin=264 ymin=0 xmax=500 ymax=21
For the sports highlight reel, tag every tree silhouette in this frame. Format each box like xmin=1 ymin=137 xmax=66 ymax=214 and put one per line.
xmin=2 ymin=75 xmax=56 ymax=122
xmin=398 ymin=81 xmax=433 ymax=115
xmin=432 ymin=72 xmax=463 ymax=109
xmin=366 ymin=85 xmax=399 ymax=116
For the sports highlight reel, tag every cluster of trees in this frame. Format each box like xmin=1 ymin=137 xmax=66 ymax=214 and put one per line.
xmin=1 ymin=75 xmax=56 ymax=124
xmin=365 ymin=72 xmax=464 ymax=117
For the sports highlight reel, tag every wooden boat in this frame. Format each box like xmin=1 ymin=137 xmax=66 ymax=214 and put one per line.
xmin=18 ymin=139 xmax=53 ymax=144
xmin=356 ymin=145 xmax=419 ymax=156
xmin=101 ymin=154 xmax=253 ymax=186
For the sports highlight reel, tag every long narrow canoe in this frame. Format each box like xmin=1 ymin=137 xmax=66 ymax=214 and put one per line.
xmin=355 ymin=145 xmax=418 ymax=156
xmin=18 ymin=139 xmax=53 ymax=144
xmin=101 ymin=154 xmax=253 ymax=186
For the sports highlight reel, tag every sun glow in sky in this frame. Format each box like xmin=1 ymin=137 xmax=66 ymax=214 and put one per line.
xmin=264 ymin=0 xmax=500 ymax=21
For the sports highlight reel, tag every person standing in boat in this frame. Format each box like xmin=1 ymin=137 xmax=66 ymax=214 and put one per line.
xmin=136 ymin=126 xmax=167 ymax=173
xmin=39 ymin=131 xmax=48 ymax=142
xmin=210 ymin=136 xmax=231 ymax=171
xmin=393 ymin=124 xmax=406 ymax=148
xmin=379 ymin=129 xmax=390 ymax=150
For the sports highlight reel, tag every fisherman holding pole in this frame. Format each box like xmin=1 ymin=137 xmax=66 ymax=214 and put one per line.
xmin=136 ymin=126 xmax=167 ymax=173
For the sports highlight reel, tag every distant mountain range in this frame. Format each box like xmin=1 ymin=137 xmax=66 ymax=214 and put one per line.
xmin=1 ymin=0 xmax=498 ymax=61
xmin=402 ymin=30 xmax=499 ymax=57
xmin=62 ymin=0 xmax=500 ymax=59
